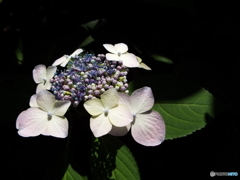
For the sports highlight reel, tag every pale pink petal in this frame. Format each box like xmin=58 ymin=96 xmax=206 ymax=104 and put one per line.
xmin=71 ymin=48 xmax=83 ymax=56
xmin=118 ymin=92 xmax=133 ymax=112
xmin=108 ymin=124 xmax=131 ymax=136
xmin=131 ymin=87 xmax=154 ymax=114
xmin=33 ymin=64 xmax=46 ymax=83
xmin=52 ymin=56 xmax=66 ymax=66
xmin=114 ymin=43 xmax=128 ymax=53
xmin=41 ymin=115 xmax=68 ymax=138
xmin=120 ymin=53 xmax=139 ymax=67
xmin=36 ymin=90 xmax=55 ymax=112
xmin=17 ymin=108 xmax=48 ymax=137
xmin=101 ymin=88 xmax=119 ymax=109
xmin=84 ymin=98 xmax=105 ymax=116
xmin=131 ymin=110 xmax=165 ymax=146
xmin=36 ymin=83 xmax=46 ymax=94
xmin=103 ymin=44 xmax=117 ymax=54
xmin=106 ymin=53 xmax=120 ymax=61
xmin=46 ymin=66 xmax=57 ymax=80
xmin=90 ymin=113 xmax=112 ymax=137
xmin=108 ymin=104 xmax=133 ymax=127
xmin=52 ymin=100 xmax=71 ymax=116
xmin=29 ymin=94 xmax=38 ymax=107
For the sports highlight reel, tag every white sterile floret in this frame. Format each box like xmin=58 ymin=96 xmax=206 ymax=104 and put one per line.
xmin=52 ymin=48 xmax=83 ymax=67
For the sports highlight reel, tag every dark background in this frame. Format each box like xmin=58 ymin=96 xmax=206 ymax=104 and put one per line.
xmin=1 ymin=0 xmax=239 ymax=179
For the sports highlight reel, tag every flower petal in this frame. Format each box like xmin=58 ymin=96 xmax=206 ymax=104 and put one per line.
xmin=108 ymin=104 xmax=133 ymax=127
xmin=36 ymin=90 xmax=55 ymax=112
xmin=41 ymin=115 xmax=68 ymax=138
xmin=52 ymin=56 xmax=66 ymax=66
xmin=90 ymin=113 xmax=112 ymax=137
xmin=52 ymin=100 xmax=71 ymax=116
xmin=106 ymin=53 xmax=120 ymax=61
xmin=17 ymin=108 xmax=48 ymax=137
xmin=114 ymin=43 xmax=128 ymax=53
xmin=131 ymin=87 xmax=154 ymax=114
xmin=131 ymin=110 xmax=165 ymax=146
xmin=36 ymin=83 xmax=46 ymax=94
xmin=46 ymin=66 xmax=57 ymax=80
xmin=84 ymin=98 xmax=105 ymax=116
xmin=120 ymin=53 xmax=139 ymax=67
xmin=101 ymin=88 xmax=119 ymax=109
xmin=29 ymin=94 xmax=38 ymax=107
xmin=60 ymin=56 xmax=70 ymax=67
xmin=103 ymin=44 xmax=117 ymax=54
xmin=108 ymin=124 xmax=131 ymax=136
xmin=33 ymin=64 xmax=46 ymax=83
xmin=45 ymin=81 xmax=52 ymax=90
xmin=71 ymin=48 xmax=83 ymax=56
xmin=118 ymin=92 xmax=133 ymax=112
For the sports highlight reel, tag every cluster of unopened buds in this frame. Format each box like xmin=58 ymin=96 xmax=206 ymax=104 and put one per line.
xmin=16 ymin=43 xmax=165 ymax=146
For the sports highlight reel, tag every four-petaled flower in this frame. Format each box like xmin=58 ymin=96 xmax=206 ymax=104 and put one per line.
xmin=16 ymin=90 xmax=71 ymax=138
xmin=33 ymin=64 xmax=57 ymax=93
xmin=103 ymin=43 xmax=139 ymax=68
xmin=83 ymin=88 xmax=133 ymax=137
xmin=52 ymin=48 xmax=83 ymax=67
xmin=109 ymin=87 xmax=165 ymax=146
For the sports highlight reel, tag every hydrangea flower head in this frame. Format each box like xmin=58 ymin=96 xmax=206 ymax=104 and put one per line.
xmin=16 ymin=90 xmax=71 ymax=138
xmin=109 ymin=87 xmax=165 ymax=146
xmin=103 ymin=43 xmax=139 ymax=68
xmin=33 ymin=65 xmax=57 ymax=93
xmin=52 ymin=48 xmax=83 ymax=67
xmin=83 ymin=88 xmax=133 ymax=137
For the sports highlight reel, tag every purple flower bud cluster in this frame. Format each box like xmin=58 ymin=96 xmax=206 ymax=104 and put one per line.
xmin=50 ymin=53 xmax=129 ymax=107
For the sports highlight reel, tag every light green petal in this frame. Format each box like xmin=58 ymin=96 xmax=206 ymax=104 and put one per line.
xmin=52 ymin=100 xmax=71 ymax=116
xmin=84 ymin=98 xmax=105 ymax=116
xmin=101 ymin=88 xmax=119 ymax=109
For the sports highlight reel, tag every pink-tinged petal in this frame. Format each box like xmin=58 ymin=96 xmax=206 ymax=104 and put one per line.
xmin=42 ymin=115 xmax=68 ymax=138
xmin=90 ymin=113 xmax=112 ymax=137
xmin=52 ymin=100 xmax=71 ymax=116
xmin=118 ymin=92 xmax=133 ymax=112
xmin=33 ymin=64 xmax=46 ymax=83
xmin=103 ymin=44 xmax=117 ymax=54
xmin=131 ymin=110 xmax=165 ymax=146
xmin=71 ymin=48 xmax=83 ymax=56
xmin=108 ymin=104 xmax=133 ymax=127
xmin=46 ymin=66 xmax=57 ymax=80
xmin=52 ymin=56 xmax=66 ymax=66
xmin=36 ymin=90 xmax=55 ymax=112
xmin=114 ymin=43 xmax=128 ymax=53
xmin=101 ymin=88 xmax=119 ymax=109
xmin=131 ymin=87 xmax=154 ymax=114
xmin=120 ymin=53 xmax=139 ymax=67
xmin=106 ymin=53 xmax=120 ymax=61
xmin=29 ymin=94 xmax=38 ymax=107
xmin=108 ymin=124 xmax=131 ymax=136
xmin=36 ymin=83 xmax=46 ymax=94
xmin=84 ymin=98 xmax=105 ymax=116
xmin=17 ymin=108 xmax=48 ymax=137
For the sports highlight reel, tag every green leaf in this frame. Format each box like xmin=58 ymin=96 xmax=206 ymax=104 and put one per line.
xmin=62 ymin=164 xmax=88 ymax=180
xmin=90 ymin=135 xmax=140 ymax=180
xmin=129 ymin=75 xmax=224 ymax=140
xmin=150 ymin=54 xmax=173 ymax=64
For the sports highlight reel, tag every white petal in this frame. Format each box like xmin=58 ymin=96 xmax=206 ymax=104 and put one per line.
xmin=114 ymin=43 xmax=128 ymax=53
xmin=36 ymin=83 xmax=47 ymax=94
xmin=131 ymin=87 xmax=154 ymax=114
xmin=52 ymin=56 xmax=66 ymax=66
xmin=17 ymin=108 xmax=48 ymax=137
xmin=90 ymin=113 xmax=112 ymax=137
xmin=71 ymin=48 xmax=83 ymax=56
xmin=106 ymin=53 xmax=120 ymax=61
xmin=118 ymin=92 xmax=133 ymax=112
xmin=45 ymin=81 xmax=52 ymax=90
xmin=84 ymin=98 xmax=105 ymax=116
xmin=60 ymin=57 xmax=70 ymax=67
xmin=33 ymin=64 xmax=46 ymax=83
xmin=36 ymin=90 xmax=55 ymax=112
xmin=131 ymin=110 xmax=165 ymax=146
xmin=108 ymin=104 xmax=133 ymax=127
xmin=103 ymin=44 xmax=117 ymax=54
xmin=42 ymin=115 xmax=68 ymax=138
xmin=120 ymin=53 xmax=140 ymax=67
xmin=29 ymin=94 xmax=38 ymax=107
xmin=108 ymin=124 xmax=131 ymax=136
xmin=46 ymin=66 xmax=57 ymax=80
xmin=101 ymin=88 xmax=119 ymax=109
xmin=52 ymin=100 xmax=71 ymax=116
